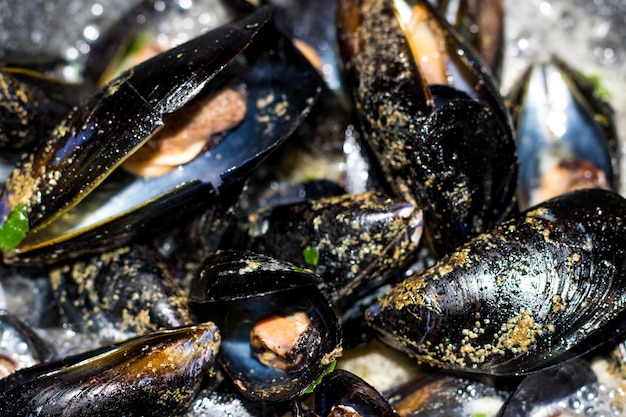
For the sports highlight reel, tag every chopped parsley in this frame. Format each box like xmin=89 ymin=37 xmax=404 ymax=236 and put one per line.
xmin=0 ymin=204 xmax=29 ymax=250
xmin=300 ymin=360 xmax=336 ymax=395
xmin=302 ymin=245 xmax=320 ymax=267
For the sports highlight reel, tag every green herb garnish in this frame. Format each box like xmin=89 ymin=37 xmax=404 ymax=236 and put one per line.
xmin=573 ymin=69 xmax=612 ymax=101
xmin=300 ymin=360 xmax=336 ymax=395
xmin=0 ymin=204 xmax=29 ymax=250
xmin=302 ymin=245 xmax=320 ymax=267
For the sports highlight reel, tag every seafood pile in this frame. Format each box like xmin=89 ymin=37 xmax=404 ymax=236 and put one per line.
xmin=1 ymin=0 xmax=626 ymax=416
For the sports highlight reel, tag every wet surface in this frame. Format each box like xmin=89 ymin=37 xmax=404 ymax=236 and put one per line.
xmin=502 ymin=0 xmax=626 ymax=197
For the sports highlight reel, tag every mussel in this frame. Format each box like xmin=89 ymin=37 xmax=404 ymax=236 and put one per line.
xmin=0 ymin=68 xmax=86 ymax=150
xmin=0 ymin=322 xmax=220 ymax=416
xmin=507 ymin=55 xmax=620 ymax=210
xmin=189 ymin=250 xmax=343 ymax=402
xmin=387 ymin=371 xmax=509 ymax=416
xmin=229 ymin=191 xmax=423 ymax=306
xmin=437 ymin=0 xmax=505 ymax=81
xmin=313 ymin=369 xmax=400 ymax=416
xmin=496 ymin=358 xmax=616 ymax=416
xmin=0 ymin=6 xmax=322 ymax=265
xmin=367 ymin=188 xmax=626 ymax=375
xmin=49 ymin=244 xmax=194 ymax=343
xmin=336 ymin=0 xmax=517 ymax=256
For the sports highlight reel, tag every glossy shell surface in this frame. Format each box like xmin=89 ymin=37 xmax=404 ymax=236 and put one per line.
xmin=368 ymin=189 xmax=626 ymax=375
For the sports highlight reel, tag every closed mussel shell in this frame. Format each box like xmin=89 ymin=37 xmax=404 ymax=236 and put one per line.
xmin=232 ymin=191 xmax=423 ymax=306
xmin=49 ymin=244 xmax=194 ymax=343
xmin=0 ymin=323 xmax=220 ymax=416
xmin=367 ymin=188 xmax=626 ymax=375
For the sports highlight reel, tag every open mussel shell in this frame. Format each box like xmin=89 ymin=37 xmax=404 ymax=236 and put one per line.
xmin=189 ymin=250 xmax=343 ymax=402
xmin=367 ymin=188 xmax=626 ymax=375
xmin=392 ymin=0 xmax=509 ymax=123
xmin=437 ymin=0 xmax=505 ymax=81
xmin=184 ymin=368 xmax=292 ymax=417
xmin=0 ymin=6 xmax=322 ymax=265
xmin=264 ymin=0 xmax=347 ymax=98
xmin=508 ymin=56 xmax=620 ymax=210
xmin=0 ymin=322 xmax=220 ymax=416
xmin=336 ymin=0 xmax=517 ymax=257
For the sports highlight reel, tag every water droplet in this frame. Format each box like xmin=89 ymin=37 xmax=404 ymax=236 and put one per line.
xmin=30 ymin=31 xmax=43 ymax=44
xmin=76 ymin=39 xmax=90 ymax=54
xmin=154 ymin=0 xmax=166 ymax=12
xmin=65 ymin=47 xmax=79 ymax=60
xmin=569 ymin=396 xmax=582 ymax=410
xmin=178 ymin=0 xmax=193 ymax=10
xmin=592 ymin=20 xmax=611 ymax=39
xmin=198 ymin=12 xmax=214 ymax=26
xmin=91 ymin=3 xmax=103 ymax=16
xmin=15 ymin=341 xmax=28 ymax=354
xmin=539 ymin=1 xmax=552 ymax=15
xmin=83 ymin=24 xmax=100 ymax=42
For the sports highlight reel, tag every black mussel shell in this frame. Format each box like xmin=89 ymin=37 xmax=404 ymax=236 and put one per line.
xmin=438 ymin=0 xmax=505 ymax=81
xmin=267 ymin=0 xmax=348 ymax=100
xmin=315 ymin=369 xmax=400 ymax=416
xmin=190 ymin=250 xmax=342 ymax=402
xmin=0 ymin=6 xmax=322 ymax=265
xmin=189 ymin=250 xmax=324 ymax=303
xmin=367 ymin=189 xmax=626 ymax=375
xmin=229 ymin=191 xmax=423 ymax=307
xmin=336 ymin=0 xmax=517 ymax=257
xmin=0 ymin=323 xmax=220 ymax=416
xmin=49 ymin=244 xmax=194 ymax=342
xmin=0 ymin=310 xmax=54 ymax=377
xmin=336 ymin=0 xmax=435 ymax=206
xmin=496 ymin=358 xmax=599 ymax=417
xmin=184 ymin=368 xmax=291 ymax=417
xmin=508 ymin=56 xmax=619 ymax=210
xmin=387 ymin=371 xmax=510 ymax=416
xmin=412 ymin=98 xmax=517 ymax=255
xmin=0 ymin=68 xmax=85 ymax=151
